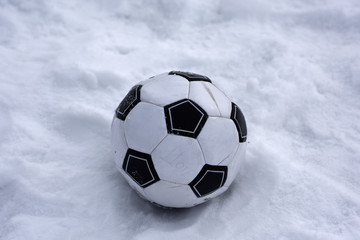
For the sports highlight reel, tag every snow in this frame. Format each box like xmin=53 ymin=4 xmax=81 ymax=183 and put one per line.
xmin=1 ymin=0 xmax=360 ymax=239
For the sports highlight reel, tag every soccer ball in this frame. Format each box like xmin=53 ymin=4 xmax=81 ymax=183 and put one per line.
xmin=111 ymin=71 xmax=247 ymax=208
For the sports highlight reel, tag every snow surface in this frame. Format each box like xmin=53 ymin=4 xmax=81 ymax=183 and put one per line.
xmin=1 ymin=0 xmax=360 ymax=239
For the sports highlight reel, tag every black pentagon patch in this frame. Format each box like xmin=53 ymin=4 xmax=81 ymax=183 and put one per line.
xmin=122 ymin=148 xmax=160 ymax=188
xmin=115 ymin=85 xmax=142 ymax=120
xmin=189 ymin=164 xmax=227 ymax=198
xmin=231 ymin=102 xmax=247 ymax=143
xmin=164 ymin=99 xmax=208 ymax=138
xmin=169 ymin=71 xmax=212 ymax=83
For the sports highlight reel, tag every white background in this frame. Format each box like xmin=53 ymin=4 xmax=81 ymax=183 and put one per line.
xmin=1 ymin=0 xmax=360 ymax=239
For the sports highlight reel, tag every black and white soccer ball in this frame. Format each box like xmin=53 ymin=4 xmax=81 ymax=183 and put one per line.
xmin=111 ymin=71 xmax=247 ymax=208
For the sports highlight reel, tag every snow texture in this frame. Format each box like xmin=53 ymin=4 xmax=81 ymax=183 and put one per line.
xmin=1 ymin=0 xmax=360 ymax=239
